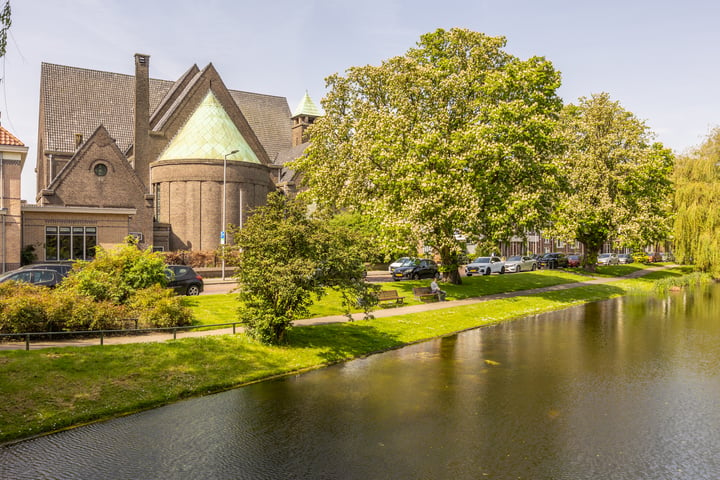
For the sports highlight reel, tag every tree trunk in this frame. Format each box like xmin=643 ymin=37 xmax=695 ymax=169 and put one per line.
xmin=438 ymin=246 xmax=462 ymax=285
xmin=580 ymin=240 xmax=602 ymax=273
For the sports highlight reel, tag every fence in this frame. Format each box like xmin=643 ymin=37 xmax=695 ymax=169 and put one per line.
xmin=0 ymin=322 xmax=244 ymax=351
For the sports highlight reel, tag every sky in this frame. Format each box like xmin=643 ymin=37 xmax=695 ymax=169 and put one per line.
xmin=3 ymin=0 xmax=720 ymax=201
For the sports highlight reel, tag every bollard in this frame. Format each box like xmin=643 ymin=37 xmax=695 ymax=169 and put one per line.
xmin=233 ymin=323 xmax=236 ymax=334
xmin=173 ymin=328 xmax=177 ymax=340
xmin=100 ymin=331 xmax=104 ymax=346
xmin=25 ymin=334 xmax=30 ymax=351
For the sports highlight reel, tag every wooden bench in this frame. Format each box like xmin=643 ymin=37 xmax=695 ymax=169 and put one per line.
xmin=376 ymin=289 xmax=405 ymax=306
xmin=413 ymin=286 xmax=439 ymax=302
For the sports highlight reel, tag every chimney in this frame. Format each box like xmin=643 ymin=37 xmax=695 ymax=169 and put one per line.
xmin=134 ymin=53 xmax=150 ymax=191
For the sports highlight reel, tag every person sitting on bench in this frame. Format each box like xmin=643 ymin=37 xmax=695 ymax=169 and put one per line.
xmin=430 ymin=276 xmax=447 ymax=301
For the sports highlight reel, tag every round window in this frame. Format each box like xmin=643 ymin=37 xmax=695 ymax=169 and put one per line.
xmin=94 ymin=163 xmax=108 ymax=177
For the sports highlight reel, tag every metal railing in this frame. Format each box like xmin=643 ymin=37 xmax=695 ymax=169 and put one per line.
xmin=0 ymin=322 xmax=244 ymax=351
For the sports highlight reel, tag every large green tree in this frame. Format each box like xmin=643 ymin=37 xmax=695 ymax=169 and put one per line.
xmin=229 ymin=193 xmax=377 ymax=345
xmin=673 ymin=127 xmax=720 ymax=276
xmin=550 ymin=93 xmax=674 ymax=269
xmin=292 ymin=28 xmax=563 ymax=284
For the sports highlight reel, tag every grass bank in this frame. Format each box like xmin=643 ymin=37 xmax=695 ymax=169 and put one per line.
xmin=0 ymin=265 xmax=689 ymax=444
xmin=186 ymin=268 xmax=612 ymax=325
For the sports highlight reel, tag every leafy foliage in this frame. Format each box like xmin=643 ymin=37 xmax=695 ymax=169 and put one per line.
xmin=292 ymin=28 xmax=564 ymax=283
xmin=59 ymin=236 xmax=167 ymax=304
xmin=550 ymin=93 xmax=674 ymax=270
xmin=229 ymin=193 xmax=378 ymax=344
xmin=129 ymin=284 xmax=193 ymax=328
xmin=673 ymin=127 xmax=720 ymax=276
xmin=0 ymin=237 xmax=191 ymax=334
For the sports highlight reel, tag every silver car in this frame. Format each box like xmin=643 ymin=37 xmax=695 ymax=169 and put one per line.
xmin=465 ymin=256 xmax=505 ymax=276
xmin=504 ymin=255 xmax=537 ymax=273
xmin=617 ymin=253 xmax=632 ymax=264
xmin=597 ymin=253 xmax=619 ymax=265
xmin=388 ymin=257 xmax=412 ymax=273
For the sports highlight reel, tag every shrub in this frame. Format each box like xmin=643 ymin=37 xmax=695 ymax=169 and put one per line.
xmin=47 ymin=293 xmax=128 ymax=331
xmin=129 ymin=285 xmax=192 ymax=328
xmin=161 ymin=250 xmax=218 ymax=268
xmin=0 ymin=282 xmax=51 ymax=333
xmin=59 ymin=237 xmax=167 ymax=305
xmin=0 ymin=291 xmax=48 ymax=333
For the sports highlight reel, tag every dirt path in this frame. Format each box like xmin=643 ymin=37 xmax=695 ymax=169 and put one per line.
xmin=0 ymin=266 xmax=670 ymax=351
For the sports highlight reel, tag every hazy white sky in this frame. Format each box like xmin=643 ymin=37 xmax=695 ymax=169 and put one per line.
xmin=4 ymin=0 xmax=719 ymax=200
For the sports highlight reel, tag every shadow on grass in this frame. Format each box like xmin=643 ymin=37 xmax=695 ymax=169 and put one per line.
xmin=288 ymin=322 xmax=405 ymax=364
xmin=441 ymin=271 xmax=590 ymax=301
xmin=528 ymin=282 xmax=628 ymax=305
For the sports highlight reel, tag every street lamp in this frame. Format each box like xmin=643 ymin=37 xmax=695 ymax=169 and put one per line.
xmin=221 ymin=150 xmax=239 ymax=280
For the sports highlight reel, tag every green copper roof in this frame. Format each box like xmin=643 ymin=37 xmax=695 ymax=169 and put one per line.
xmin=292 ymin=91 xmax=323 ymax=118
xmin=159 ymin=91 xmax=260 ymax=163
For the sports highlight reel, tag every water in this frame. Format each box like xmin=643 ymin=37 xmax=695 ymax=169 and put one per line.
xmin=2 ymin=286 xmax=720 ymax=479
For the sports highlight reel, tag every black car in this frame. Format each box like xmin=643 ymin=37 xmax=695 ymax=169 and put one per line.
xmin=165 ymin=265 xmax=204 ymax=295
xmin=0 ymin=268 xmax=63 ymax=287
xmin=392 ymin=258 xmax=439 ymax=281
xmin=18 ymin=262 xmax=74 ymax=277
xmin=537 ymin=253 xmax=569 ymax=269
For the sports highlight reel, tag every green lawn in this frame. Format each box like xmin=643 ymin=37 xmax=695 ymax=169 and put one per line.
xmin=0 ymin=266 xmax=692 ymax=444
xmin=186 ymin=269 xmax=595 ymax=326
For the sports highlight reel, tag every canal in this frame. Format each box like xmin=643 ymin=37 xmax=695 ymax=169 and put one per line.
xmin=2 ymin=286 xmax=720 ymax=479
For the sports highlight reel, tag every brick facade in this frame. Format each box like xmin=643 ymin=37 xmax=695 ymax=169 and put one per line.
xmin=17 ymin=54 xmax=315 ymax=264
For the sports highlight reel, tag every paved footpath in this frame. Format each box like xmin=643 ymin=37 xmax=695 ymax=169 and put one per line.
xmin=0 ymin=266 xmax=670 ymax=351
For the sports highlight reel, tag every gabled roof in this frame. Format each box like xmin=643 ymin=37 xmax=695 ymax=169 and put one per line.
xmin=40 ymin=62 xmax=293 ymax=161
xmin=0 ymin=125 xmax=25 ymax=146
xmin=46 ymin=124 xmax=146 ymax=199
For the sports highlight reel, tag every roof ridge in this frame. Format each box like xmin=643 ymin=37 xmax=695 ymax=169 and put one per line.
xmin=41 ymin=62 xmax=166 ymax=83
xmin=41 ymin=62 xmax=288 ymax=100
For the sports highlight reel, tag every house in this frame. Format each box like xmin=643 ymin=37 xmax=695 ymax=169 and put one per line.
xmin=0 ymin=125 xmax=28 ymax=271
xmin=14 ymin=54 xmax=320 ymax=266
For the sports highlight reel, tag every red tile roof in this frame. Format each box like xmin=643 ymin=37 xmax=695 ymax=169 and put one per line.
xmin=0 ymin=125 xmax=24 ymax=146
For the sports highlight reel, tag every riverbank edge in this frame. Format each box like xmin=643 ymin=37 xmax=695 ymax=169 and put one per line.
xmin=0 ymin=268 xmax=686 ymax=445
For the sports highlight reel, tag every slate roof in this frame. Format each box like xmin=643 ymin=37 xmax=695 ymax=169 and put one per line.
xmin=274 ymin=142 xmax=309 ymax=183
xmin=40 ymin=62 xmax=293 ymax=161
xmin=0 ymin=125 xmax=25 ymax=146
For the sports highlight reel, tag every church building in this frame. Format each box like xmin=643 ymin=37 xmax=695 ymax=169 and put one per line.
xmin=11 ymin=54 xmax=320 ymax=268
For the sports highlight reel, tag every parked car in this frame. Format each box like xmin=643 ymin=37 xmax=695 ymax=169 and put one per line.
xmin=388 ymin=257 xmax=413 ymax=273
xmin=617 ymin=253 xmax=632 ymax=264
xmin=537 ymin=253 xmax=569 ymax=269
xmin=660 ymin=252 xmax=674 ymax=262
xmin=0 ymin=268 xmax=63 ymax=287
xmin=597 ymin=253 xmax=619 ymax=266
xmin=647 ymin=252 xmax=663 ymax=263
xmin=165 ymin=265 xmax=204 ymax=295
xmin=465 ymin=256 xmax=505 ymax=276
xmin=503 ymin=255 xmax=536 ymax=273
xmin=392 ymin=258 xmax=438 ymax=281
xmin=567 ymin=254 xmax=583 ymax=267
xmin=18 ymin=262 xmax=74 ymax=277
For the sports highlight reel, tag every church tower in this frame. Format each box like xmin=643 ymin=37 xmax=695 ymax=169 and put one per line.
xmin=291 ymin=91 xmax=322 ymax=147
